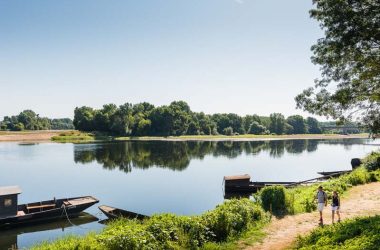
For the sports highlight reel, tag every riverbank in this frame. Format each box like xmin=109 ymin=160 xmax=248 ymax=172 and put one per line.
xmin=30 ymin=152 xmax=380 ymax=249
xmin=243 ymin=181 xmax=380 ymax=250
xmin=0 ymin=130 xmax=63 ymax=142
xmin=0 ymin=130 xmax=369 ymax=142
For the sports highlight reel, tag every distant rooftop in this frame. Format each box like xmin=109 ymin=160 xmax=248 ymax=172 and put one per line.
xmin=0 ymin=186 xmax=22 ymax=196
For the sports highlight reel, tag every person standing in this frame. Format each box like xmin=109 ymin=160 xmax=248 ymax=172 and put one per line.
xmin=316 ymin=186 xmax=327 ymax=224
xmin=331 ymin=191 xmax=341 ymax=223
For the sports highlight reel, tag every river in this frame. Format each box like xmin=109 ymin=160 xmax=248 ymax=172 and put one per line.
xmin=0 ymin=138 xmax=378 ymax=249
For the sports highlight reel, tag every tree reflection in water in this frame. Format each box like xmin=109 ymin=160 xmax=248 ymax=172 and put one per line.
xmin=73 ymin=139 xmax=367 ymax=173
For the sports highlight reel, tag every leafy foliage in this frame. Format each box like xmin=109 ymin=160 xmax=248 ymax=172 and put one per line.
xmin=362 ymin=151 xmax=380 ymax=171
xmin=259 ymin=186 xmax=287 ymax=215
xmin=294 ymin=215 xmax=380 ymax=250
xmin=296 ymin=0 xmax=380 ymax=133
xmin=32 ymin=199 xmax=268 ymax=250
xmin=0 ymin=110 xmax=74 ymax=131
xmin=73 ymin=101 xmax=342 ymax=136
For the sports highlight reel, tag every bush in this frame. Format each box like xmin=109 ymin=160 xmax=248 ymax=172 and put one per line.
xmin=259 ymin=186 xmax=288 ymax=215
xmin=223 ymin=127 xmax=234 ymax=136
xmin=294 ymin=215 xmax=380 ymax=249
xmin=202 ymin=199 xmax=267 ymax=242
xmin=32 ymin=199 xmax=268 ymax=250
xmin=362 ymin=151 xmax=380 ymax=171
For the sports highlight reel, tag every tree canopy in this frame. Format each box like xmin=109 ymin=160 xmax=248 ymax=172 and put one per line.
xmin=295 ymin=0 xmax=380 ymax=133
xmin=0 ymin=110 xmax=74 ymax=131
xmin=72 ymin=101 xmax=339 ymax=136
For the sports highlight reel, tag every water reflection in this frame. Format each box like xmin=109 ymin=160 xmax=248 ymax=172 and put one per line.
xmin=0 ymin=213 xmax=98 ymax=250
xmin=74 ymin=139 xmax=371 ymax=173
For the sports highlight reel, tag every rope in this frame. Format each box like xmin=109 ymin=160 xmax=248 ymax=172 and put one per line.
xmin=61 ymin=204 xmax=90 ymax=230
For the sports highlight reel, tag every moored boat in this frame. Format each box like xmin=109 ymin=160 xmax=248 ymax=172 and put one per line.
xmin=0 ymin=186 xmax=99 ymax=229
xmin=99 ymin=205 xmax=148 ymax=220
xmin=317 ymin=170 xmax=352 ymax=177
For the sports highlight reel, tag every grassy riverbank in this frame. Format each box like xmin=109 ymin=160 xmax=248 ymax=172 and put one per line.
xmin=32 ymin=199 xmax=270 ymax=250
xmin=32 ymin=151 xmax=380 ymax=250
xmin=51 ymin=131 xmax=95 ymax=142
xmin=293 ymin=215 xmax=380 ymax=249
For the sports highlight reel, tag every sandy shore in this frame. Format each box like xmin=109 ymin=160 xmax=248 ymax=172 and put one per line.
xmin=0 ymin=131 xmax=63 ymax=142
xmin=0 ymin=131 xmax=369 ymax=142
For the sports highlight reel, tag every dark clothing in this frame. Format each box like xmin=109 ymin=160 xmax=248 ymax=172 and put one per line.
xmin=332 ymin=196 xmax=340 ymax=207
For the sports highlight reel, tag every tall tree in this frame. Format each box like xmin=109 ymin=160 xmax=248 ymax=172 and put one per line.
xmin=295 ymin=0 xmax=380 ymax=133
xmin=286 ymin=115 xmax=307 ymax=134
xmin=306 ymin=117 xmax=322 ymax=134
xmin=73 ymin=106 xmax=96 ymax=131
xmin=269 ymin=113 xmax=286 ymax=134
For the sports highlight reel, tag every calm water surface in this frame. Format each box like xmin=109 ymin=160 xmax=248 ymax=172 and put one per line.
xmin=0 ymin=138 xmax=378 ymax=248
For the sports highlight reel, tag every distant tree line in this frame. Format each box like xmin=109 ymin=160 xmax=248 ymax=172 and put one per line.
xmin=73 ymin=101 xmax=329 ymax=136
xmin=0 ymin=110 xmax=74 ymax=131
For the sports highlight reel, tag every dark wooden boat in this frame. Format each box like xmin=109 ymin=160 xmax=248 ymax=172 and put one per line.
xmin=99 ymin=205 xmax=148 ymax=220
xmin=0 ymin=186 xmax=99 ymax=229
xmin=0 ymin=212 xmax=98 ymax=250
xmin=224 ymin=174 xmax=295 ymax=193
xmin=317 ymin=170 xmax=352 ymax=177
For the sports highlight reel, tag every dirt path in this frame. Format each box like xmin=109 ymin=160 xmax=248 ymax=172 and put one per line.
xmin=244 ymin=182 xmax=380 ymax=250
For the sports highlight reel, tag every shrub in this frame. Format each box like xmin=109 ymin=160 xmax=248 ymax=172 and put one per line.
xmin=294 ymin=215 xmax=380 ymax=249
xmin=362 ymin=151 xmax=380 ymax=171
xmin=223 ymin=127 xmax=233 ymax=136
xmin=33 ymin=199 xmax=268 ymax=250
xmin=202 ymin=199 xmax=267 ymax=242
xmin=259 ymin=186 xmax=288 ymax=215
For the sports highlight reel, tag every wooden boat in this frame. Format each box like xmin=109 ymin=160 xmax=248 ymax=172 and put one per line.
xmin=317 ymin=170 xmax=352 ymax=177
xmin=0 ymin=212 xmax=98 ymax=250
xmin=0 ymin=186 xmax=99 ymax=229
xmin=224 ymin=174 xmax=295 ymax=193
xmin=99 ymin=205 xmax=148 ymax=220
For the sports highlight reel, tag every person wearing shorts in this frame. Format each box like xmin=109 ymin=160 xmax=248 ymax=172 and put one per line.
xmin=331 ymin=191 xmax=341 ymax=223
xmin=315 ymin=186 xmax=327 ymax=223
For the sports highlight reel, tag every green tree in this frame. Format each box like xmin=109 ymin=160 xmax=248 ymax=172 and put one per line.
xmin=248 ymin=121 xmax=268 ymax=135
xmin=243 ymin=115 xmax=261 ymax=133
xmin=306 ymin=117 xmax=322 ymax=134
xmin=269 ymin=113 xmax=286 ymax=134
xmin=286 ymin=115 xmax=307 ymax=134
xmin=73 ymin=106 xmax=96 ymax=131
xmin=295 ymin=0 xmax=380 ymax=133
xmin=110 ymin=103 xmax=134 ymax=135
xmin=223 ymin=126 xmax=233 ymax=136
xmin=94 ymin=104 xmax=118 ymax=131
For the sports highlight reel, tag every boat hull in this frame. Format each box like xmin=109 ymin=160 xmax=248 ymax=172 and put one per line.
xmin=0 ymin=196 xmax=98 ymax=229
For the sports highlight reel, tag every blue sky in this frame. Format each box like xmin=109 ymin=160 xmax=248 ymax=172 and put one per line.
xmin=0 ymin=0 xmax=323 ymax=119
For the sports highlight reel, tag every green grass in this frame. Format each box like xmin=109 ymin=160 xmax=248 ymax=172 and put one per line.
xmin=293 ymin=215 xmax=380 ymax=250
xmin=51 ymin=131 xmax=95 ymax=142
xmin=32 ymin=199 xmax=269 ymax=250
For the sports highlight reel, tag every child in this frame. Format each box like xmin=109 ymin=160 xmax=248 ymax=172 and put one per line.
xmin=331 ymin=191 xmax=341 ymax=223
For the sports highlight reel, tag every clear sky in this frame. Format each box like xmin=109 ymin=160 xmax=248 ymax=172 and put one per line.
xmin=0 ymin=0 xmax=324 ymax=119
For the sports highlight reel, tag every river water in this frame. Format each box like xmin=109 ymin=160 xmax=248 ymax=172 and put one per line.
xmin=0 ymin=138 xmax=378 ymax=248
